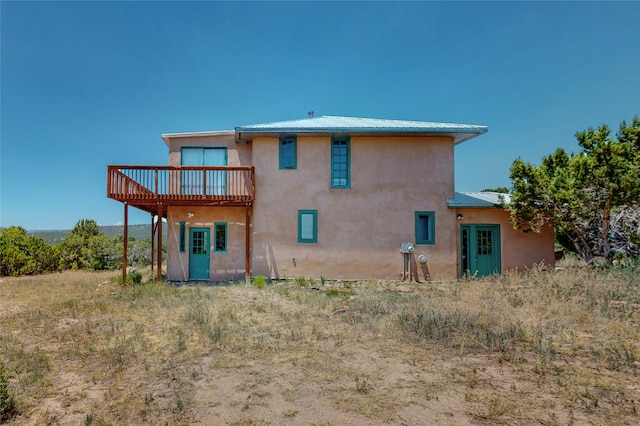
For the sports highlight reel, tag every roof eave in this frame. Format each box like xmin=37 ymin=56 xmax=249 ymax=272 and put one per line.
xmin=447 ymin=203 xmax=504 ymax=209
xmin=235 ymin=128 xmax=487 ymax=144
xmin=162 ymin=130 xmax=235 ymax=147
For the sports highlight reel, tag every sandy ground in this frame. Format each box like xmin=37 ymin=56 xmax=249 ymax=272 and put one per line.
xmin=1 ymin=273 xmax=637 ymax=425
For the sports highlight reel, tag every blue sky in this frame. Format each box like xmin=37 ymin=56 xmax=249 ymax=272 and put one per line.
xmin=1 ymin=1 xmax=638 ymax=230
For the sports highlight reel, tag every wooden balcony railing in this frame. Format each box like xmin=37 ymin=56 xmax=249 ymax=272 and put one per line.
xmin=107 ymin=165 xmax=255 ymax=209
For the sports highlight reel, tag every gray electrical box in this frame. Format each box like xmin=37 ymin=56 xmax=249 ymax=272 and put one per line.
xmin=401 ymin=242 xmax=414 ymax=253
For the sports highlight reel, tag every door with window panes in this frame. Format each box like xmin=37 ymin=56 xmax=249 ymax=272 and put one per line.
xmin=460 ymin=224 xmax=501 ymax=277
xmin=189 ymin=228 xmax=210 ymax=280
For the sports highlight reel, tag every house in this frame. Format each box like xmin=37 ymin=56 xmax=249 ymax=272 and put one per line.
xmin=107 ymin=115 xmax=554 ymax=283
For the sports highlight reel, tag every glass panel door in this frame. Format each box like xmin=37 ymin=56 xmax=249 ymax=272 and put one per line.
xmin=181 ymin=148 xmax=227 ymax=195
xmin=189 ymin=227 xmax=210 ymax=280
xmin=204 ymin=148 xmax=227 ymax=195
xmin=461 ymin=224 xmax=501 ymax=277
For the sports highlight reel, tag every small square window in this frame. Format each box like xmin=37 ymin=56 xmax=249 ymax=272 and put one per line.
xmin=214 ymin=222 xmax=227 ymax=253
xmin=415 ymin=211 xmax=435 ymax=244
xmin=279 ymin=136 xmax=297 ymax=169
xmin=298 ymin=210 xmax=317 ymax=243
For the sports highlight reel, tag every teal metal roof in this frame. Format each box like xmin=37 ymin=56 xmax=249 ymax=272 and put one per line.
xmin=447 ymin=192 xmax=510 ymax=208
xmin=235 ymin=115 xmax=487 ymax=144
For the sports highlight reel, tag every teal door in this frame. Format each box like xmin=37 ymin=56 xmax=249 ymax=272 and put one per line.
xmin=189 ymin=228 xmax=210 ymax=280
xmin=461 ymin=225 xmax=501 ymax=277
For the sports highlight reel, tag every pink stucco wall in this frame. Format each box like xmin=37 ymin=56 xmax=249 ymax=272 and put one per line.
xmin=167 ymin=133 xmax=252 ymax=167
xmin=164 ymin=133 xmax=252 ymax=282
xmin=251 ymin=135 xmax=459 ymax=280
xmin=454 ymin=208 xmax=555 ymax=273
xmin=161 ymin=132 xmax=554 ymax=282
xmin=166 ymin=205 xmax=248 ymax=282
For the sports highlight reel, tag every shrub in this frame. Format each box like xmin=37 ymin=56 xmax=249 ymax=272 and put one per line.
xmin=0 ymin=360 xmax=16 ymax=421
xmin=0 ymin=226 xmax=59 ymax=276
xmin=252 ymin=275 xmax=267 ymax=288
xmin=117 ymin=269 xmax=143 ymax=286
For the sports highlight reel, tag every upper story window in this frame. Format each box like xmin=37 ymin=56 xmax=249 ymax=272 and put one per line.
xmin=279 ymin=136 xmax=297 ymax=169
xmin=331 ymin=136 xmax=350 ymax=188
xmin=181 ymin=147 xmax=227 ymax=166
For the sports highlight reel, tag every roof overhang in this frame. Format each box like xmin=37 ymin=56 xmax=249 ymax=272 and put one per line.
xmin=161 ymin=130 xmax=234 ymax=147
xmin=159 ymin=116 xmax=489 ymax=146
xmin=235 ymin=129 xmax=486 ymax=145
xmin=234 ymin=116 xmax=488 ymax=145
xmin=447 ymin=192 xmax=510 ymax=209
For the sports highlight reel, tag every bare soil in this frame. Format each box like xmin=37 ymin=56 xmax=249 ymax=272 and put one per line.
xmin=0 ymin=267 xmax=638 ymax=425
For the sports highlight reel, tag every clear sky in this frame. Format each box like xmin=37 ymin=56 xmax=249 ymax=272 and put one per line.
xmin=1 ymin=1 xmax=638 ymax=230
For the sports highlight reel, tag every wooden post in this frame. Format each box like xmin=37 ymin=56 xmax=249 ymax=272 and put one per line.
xmin=157 ymin=203 xmax=163 ymax=282
xmin=122 ymin=202 xmax=128 ymax=285
xmin=410 ymin=253 xmax=420 ymax=283
xmin=245 ymin=204 xmax=251 ymax=285
xmin=150 ymin=214 xmax=155 ymax=276
xmin=402 ymin=253 xmax=408 ymax=281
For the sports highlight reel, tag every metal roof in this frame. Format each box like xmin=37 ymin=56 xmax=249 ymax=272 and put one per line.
xmin=235 ymin=115 xmax=488 ymax=144
xmin=161 ymin=130 xmax=234 ymax=146
xmin=446 ymin=192 xmax=510 ymax=208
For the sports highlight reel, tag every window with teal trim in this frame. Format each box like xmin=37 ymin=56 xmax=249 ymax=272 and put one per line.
xmin=415 ymin=212 xmax=435 ymax=244
xmin=179 ymin=222 xmax=186 ymax=252
xmin=298 ymin=210 xmax=317 ymax=243
xmin=214 ymin=222 xmax=227 ymax=253
xmin=331 ymin=136 xmax=350 ymax=188
xmin=279 ymin=136 xmax=297 ymax=169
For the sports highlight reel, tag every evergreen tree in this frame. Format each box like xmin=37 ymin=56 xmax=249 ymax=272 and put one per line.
xmin=508 ymin=116 xmax=640 ymax=262
xmin=0 ymin=227 xmax=59 ymax=276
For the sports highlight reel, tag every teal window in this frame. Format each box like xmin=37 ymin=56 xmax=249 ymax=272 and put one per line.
xmin=331 ymin=136 xmax=350 ymax=188
xmin=179 ymin=222 xmax=186 ymax=252
xmin=415 ymin=212 xmax=435 ymax=244
xmin=214 ymin=222 xmax=227 ymax=253
xmin=298 ymin=210 xmax=318 ymax=243
xmin=279 ymin=136 xmax=297 ymax=169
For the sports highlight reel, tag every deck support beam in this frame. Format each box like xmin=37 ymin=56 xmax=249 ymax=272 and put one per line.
xmin=157 ymin=203 xmax=163 ymax=282
xmin=245 ymin=204 xmax=251 ymax=285
xmin=122 ymin=202 xmax=128 ymax=285
xmin=150 ymin=214 xmax=156 ymax=276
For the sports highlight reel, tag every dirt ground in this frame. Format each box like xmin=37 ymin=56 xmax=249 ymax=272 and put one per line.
xmin=1 ymin=271 xmax=638 ymax=425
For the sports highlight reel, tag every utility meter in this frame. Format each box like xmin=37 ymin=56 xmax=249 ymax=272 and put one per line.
xmin=401 ymin=242 xmax=414 ymax=253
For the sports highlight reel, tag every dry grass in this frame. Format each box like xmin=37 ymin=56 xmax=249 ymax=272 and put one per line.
xmin=0 ymin=262 xmax=638 ymax=425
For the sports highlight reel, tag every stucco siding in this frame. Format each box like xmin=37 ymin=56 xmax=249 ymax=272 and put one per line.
xmin=167 ymin=134 xmax=252 ymax=166
xmin=160 ymin=132 xmax=553 ymax=282
xmin=251 ymin=135 xmax=459 ymax=280
xmin=455 ymin=208 xmax=555 ymax=273
xmin=166 ymin=205 xmax=248 ymax=282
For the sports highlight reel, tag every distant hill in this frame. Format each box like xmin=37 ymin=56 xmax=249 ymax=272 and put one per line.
xmin=28 ymin=224 xmax=167 ymax=246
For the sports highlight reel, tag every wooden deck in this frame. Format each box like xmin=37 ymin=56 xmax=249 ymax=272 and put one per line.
xmin=107 ymin=165 xmax=255 ymax=215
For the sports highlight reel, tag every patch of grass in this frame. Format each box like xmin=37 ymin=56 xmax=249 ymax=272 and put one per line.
xmin=0 ymin=265 xmax=638 ymax=424
xmin=0 ymin=360 xmax=16 ymax=421
xmin=251 ymin=275 xmax=267 ymax=289
xmin=325 ymin=289 xmax=352 ymax=298
xmin=472 ymin=396 xmax=515 ymax=420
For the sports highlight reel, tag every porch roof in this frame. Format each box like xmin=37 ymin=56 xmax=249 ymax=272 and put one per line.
xmin=447 ymin=192 xmax=510 ymax=208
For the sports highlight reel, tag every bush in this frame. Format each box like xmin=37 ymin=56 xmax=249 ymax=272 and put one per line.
xmin=0 ymin=227 xmax=59 ymax=276
xmin=118 ymin=269 xmax=143 ymax=286
xmin=252 ymin=275 xmax=267 ymax=288
xmin=0 ymin=360 xmax=16 ymax=421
